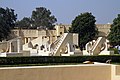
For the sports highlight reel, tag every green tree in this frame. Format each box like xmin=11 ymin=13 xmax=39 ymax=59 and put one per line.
xmin=108 ymin=14 xmax=120 ymax=46
xmin=0 ymin=7 xmax=17 ymax=41
xmin=69 ymin=12 xmax=98 ymax=50
xmin=31 ymin=7 xmax=57 ymax=29
xmin=15 ymin=17 xmax=32 ymax=29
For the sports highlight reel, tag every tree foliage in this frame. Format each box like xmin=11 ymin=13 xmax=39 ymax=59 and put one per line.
xmin=69 ymin=12 xmax=98 ymax=50
xmin=0 ymin=7 xmax=17 ymax=41
xmin=15 ymin=7 xmax=57 ymax=29
xmin=108 ymin=14 xmax=120 ymax=46
xmin=31 ymin=7 xmax=57 ymax=29
xmin=15 ymin=17 xmax=32 ymax=29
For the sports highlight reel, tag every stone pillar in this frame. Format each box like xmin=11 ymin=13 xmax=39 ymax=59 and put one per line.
xmin=9 ymin=42 xmax=12 ymax=53
xmin=25 ymin=38 xmax=27 ymax=43
xmin=28 ymin=38 xmax=31 ymax=42
xmin=17 ymin=37 xmax=21 ymax=53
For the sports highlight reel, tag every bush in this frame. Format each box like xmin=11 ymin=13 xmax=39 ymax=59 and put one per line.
xmin=109 ymin=48 xmax=119 ymax=54
xmin=0 ymin=55 xmax=120 ymax=66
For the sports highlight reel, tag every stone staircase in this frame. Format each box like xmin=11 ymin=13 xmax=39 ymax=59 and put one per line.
xmin=91 ymin=37 xmax=106 ymax=55
xmin=50 ymin=33 xmax=71 ymax=56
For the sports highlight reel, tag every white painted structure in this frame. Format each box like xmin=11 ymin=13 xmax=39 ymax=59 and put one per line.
xmin=23 ymin=33 xmax=79 ymax=56
xmin=0 ymin=32 xmax=79 ymax=57
xmin=83 ymin=37 xmax=114 ymax=55
xmin=0 ymin=34 xmax=114 ymax=57
xmin=0 ymin=24 xmax=114 ymax=57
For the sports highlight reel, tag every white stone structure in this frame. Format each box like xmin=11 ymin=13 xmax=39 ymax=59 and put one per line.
xmin=0 ymin=37 xmax=23 ymax=57
xmin=0 ymin=25 xmax=79 ymax=57
xmin=23 ymin=33 xmax=80 ymax=56
xmin=83 ymin=37 xmax=114 ymax=55
xmin=0 ymin=24 xmax=114 ymax=57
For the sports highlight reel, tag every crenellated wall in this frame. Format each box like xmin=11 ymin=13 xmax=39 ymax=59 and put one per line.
xmin=63 ymin=24 xmax=111 ymax=37
xmin=96 ymin=24 xmax=111 ymax=37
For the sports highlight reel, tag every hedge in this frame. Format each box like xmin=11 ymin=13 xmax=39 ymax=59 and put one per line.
xmin=0 ymin=55 xmax=120 ymax=66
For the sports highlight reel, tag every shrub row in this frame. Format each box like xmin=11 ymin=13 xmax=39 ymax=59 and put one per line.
xmin=0 ymin=55 xmax=120 ymax=65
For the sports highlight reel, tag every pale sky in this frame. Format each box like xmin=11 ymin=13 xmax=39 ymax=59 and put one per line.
xmin=0 ymin=0 xmax=120 ymax=24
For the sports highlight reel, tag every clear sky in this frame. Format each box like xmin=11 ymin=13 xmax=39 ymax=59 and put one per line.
xmin=0 ymin=0 xmax=120 ymax=24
